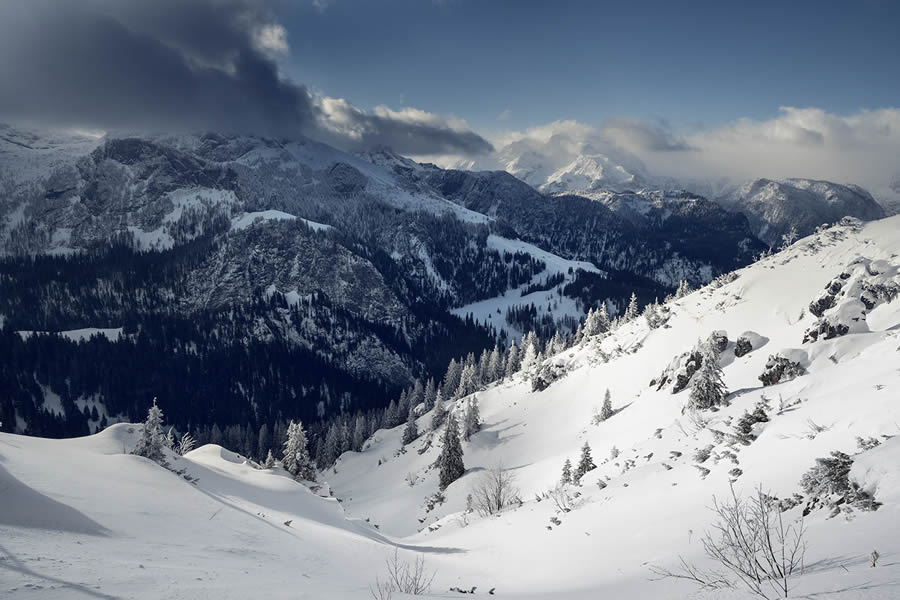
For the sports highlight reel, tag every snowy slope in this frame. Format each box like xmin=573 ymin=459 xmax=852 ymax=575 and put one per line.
xmin=0 ymin=424 xmax=435 ymax=599
xmin=327 ymin=216 xmax=900 ymax=598
xmin=3 ymin=218 xmax=900 ymax=600
xmin=451 ymin=235 xmax=602 ymax=339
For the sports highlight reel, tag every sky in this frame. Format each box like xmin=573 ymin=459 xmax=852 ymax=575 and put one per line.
xmin=0 ymin=0 xmax=898 ymax=197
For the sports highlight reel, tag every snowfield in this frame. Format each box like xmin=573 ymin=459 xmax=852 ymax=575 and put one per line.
xmin=2 ymin=216 xmax=900 ymax=599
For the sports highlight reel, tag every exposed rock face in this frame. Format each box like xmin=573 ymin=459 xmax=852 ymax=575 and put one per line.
xmin=803 ymin=259 xmax=900 ymax=344
xmin=759 ymin=354 xmax=808 ymax=386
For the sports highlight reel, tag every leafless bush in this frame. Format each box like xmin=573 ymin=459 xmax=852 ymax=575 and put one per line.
xmin=370 ymin=549 xmax=435 ymax=599
xmin=472 ymin=463 xmax=520 ymax=517
xmin=651 ymin=485 xmax=806 ymax=599
xmin=547 ymin=483 xmax=576 ymax=512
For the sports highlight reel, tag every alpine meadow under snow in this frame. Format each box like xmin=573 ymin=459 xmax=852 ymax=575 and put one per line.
xmin=3 ymin=216 xmax=900 ymax=599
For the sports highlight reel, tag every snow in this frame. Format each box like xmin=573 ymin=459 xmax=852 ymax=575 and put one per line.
xmin=0 ymin=425 xmax=428 ymax=599
xmin=2 ymin=217 xmax=900 ymax=599
xmin=328 ymin=216 xmax=900 ymax=598
xmin=230 ymin=209 xmax=332 ymax=233
xmin=451 ymin=235 xmax=601 ymax=338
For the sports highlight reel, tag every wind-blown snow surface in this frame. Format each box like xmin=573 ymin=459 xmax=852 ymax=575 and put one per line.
xmin=0 ymin=425 xmax=440 ymax=599
xmin=3 ymin=217 xmax=900 ymax=599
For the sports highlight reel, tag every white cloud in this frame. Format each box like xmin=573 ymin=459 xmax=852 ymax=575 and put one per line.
xmin=471 ymin=108 xmax=900 ymax=204
xmin=253 ymin=24 xmax=289 ymax=56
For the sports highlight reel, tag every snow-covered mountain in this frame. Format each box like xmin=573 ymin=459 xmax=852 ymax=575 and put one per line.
xmin=489 ymin=141 xmax=889 ymax=246
xmin=0 ymin=124 xmax=766 ymax=441
xmin=3 ymin=216 xmax=899 ymax=599
xmin=716 ymin=178 xmax=886 ymax=247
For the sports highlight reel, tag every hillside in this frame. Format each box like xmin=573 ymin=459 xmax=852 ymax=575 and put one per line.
xmin=2 ymin=217 xmax=899 ymax=599
xmin=326 ymin=215 xmax=900 ymax=597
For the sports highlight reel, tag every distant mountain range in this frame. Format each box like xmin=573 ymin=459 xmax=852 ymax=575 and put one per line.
xmin=0 ymin=122 xmax=886 ymax=442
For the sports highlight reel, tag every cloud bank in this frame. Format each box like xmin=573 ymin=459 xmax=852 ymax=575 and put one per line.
xmin=470 ymin=108 xmax=900 ymax=204
xmin=0 ymin=0 xmax=492 ymax=157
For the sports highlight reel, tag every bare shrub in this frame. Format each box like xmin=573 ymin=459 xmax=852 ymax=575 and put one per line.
xmin=547 ymin=483 xmax=575 ymax=513
xmin=651 ymin=485 xmax=806 ymax=599
xmin=370 ymin=549 xmax=435 ymax=599
xmin=472 ymin=462 xmax=520 ymax=516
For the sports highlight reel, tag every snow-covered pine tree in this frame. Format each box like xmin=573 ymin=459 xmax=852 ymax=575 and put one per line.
xmin=583 ymin=307 xmax=598 ymax=337
xmin=487 ymin=346 xmax=502 ymax=383
xmin=282 ymin=420 xmax=315 ymax=481
xmin=675 ymin=280 xmax=691 ymax=299
xmin=410 ymin=379 xmax=425 ymax=411
xmin=132 ymin=397 xmax=167 ymax=463
xmin=505 ymin=342 xmax=520 ymax=377
xmin=520 ymin=331 xmax=539 ymax=371
xmin=600 ymin=389 xmax=613 ymax=421
xmin=431 ymin=389 xmax=446 ymax=430
xmin=687 ymin=337 xmax=729 ymax=411
xmin=463 ymin=397 xmax=481 ymax=441
xmin=574 ymin=442 xmax=596 ymax=482
xmin=323 ymin=423 xmax=340 ymax=467
xmin=423 ymin=378 xmax=437 ymax=412
xmin=438 ymin=414 xmax=465 ymax=490
xmin=623 ymin=292 xmax=639 ymax=321
xmin=456 ymin=362 xmax=477 ymax=399
xmin=560 ymin=458 xmax=573 ymax=485
xmin=442 ymin=358 xmax=462 ymax=400
xmin=339 ymin=420 xmax=351 ymax=454
xmin=264 ymin=449 xmax=276 ymax=469
xmin=401 ymin=405 xmax=418 ymax=445
xmin=352 ymin=414 xmax=367 ymax=452
xmin=397 ymin=390 xmax=410 ymax=423
xmin=257 ymin=423 xmax=269 ymax=461
xmin=384 ymin=399 xmax=399 ymax=428
xmin=597 ymin=302 xmax=610 ymax=333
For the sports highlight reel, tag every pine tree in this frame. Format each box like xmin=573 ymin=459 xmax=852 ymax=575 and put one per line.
xmin=384 ymin=399 xmax=399 ymax=428
xmin=323 ymin=423 xmax=340 ymax=467
xmin=431 ymin=389 xmax=447 ymax=430
xmin=132 ymin=397 xmax=166 ymax=463
xmin=401 ymin=405 xmax=418 ymax=445
xmin=560 ymin=458 xmax=573 ymax=484
xmin=463 ymin=397 xmax=481 ymax=441
xmin=352 ymin=414 xmax=367 ymax=452
xmin=688 ymin=338 xmax=728 ymax=411
xmin=423 ymin=378 xmax=437 ymax=412
xmin=456 ymin=363 xmax=477 ymax=399
xmin=282 ymin=420 xmax=315 ymax=481
xmin=438 ymin=414 xmax=465 ymax=490
xmin=520 ymin=332 xmax=539 ymax=372
xmin=624 ymin=292 xmax=639 ymax=321
xmin=597 ymin=302 xmax=610 ymax=333
xmin=574 ymin=442 xmax=596 ymax=482
xmin=442 ymin=359 xmax=462 ymax=400
xmin=600 ymin=389 xmax=613 ymax=421
xmin=505 ymin=342 xmax=520 ymax=377
xmin=257 ymin=423 xmax=270 ymax=462
xmin=264 ymin=449 xmax=276 ymax=469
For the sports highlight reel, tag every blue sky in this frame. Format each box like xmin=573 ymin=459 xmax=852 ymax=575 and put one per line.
xmin=280 ymin=0 xmax=900 ymax=132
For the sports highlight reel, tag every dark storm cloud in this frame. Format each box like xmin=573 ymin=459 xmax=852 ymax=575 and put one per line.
xmin=0 ymin=0 xmax=314 ymax=137
xmin=0 ymin=0 xmax=493 ymax=156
